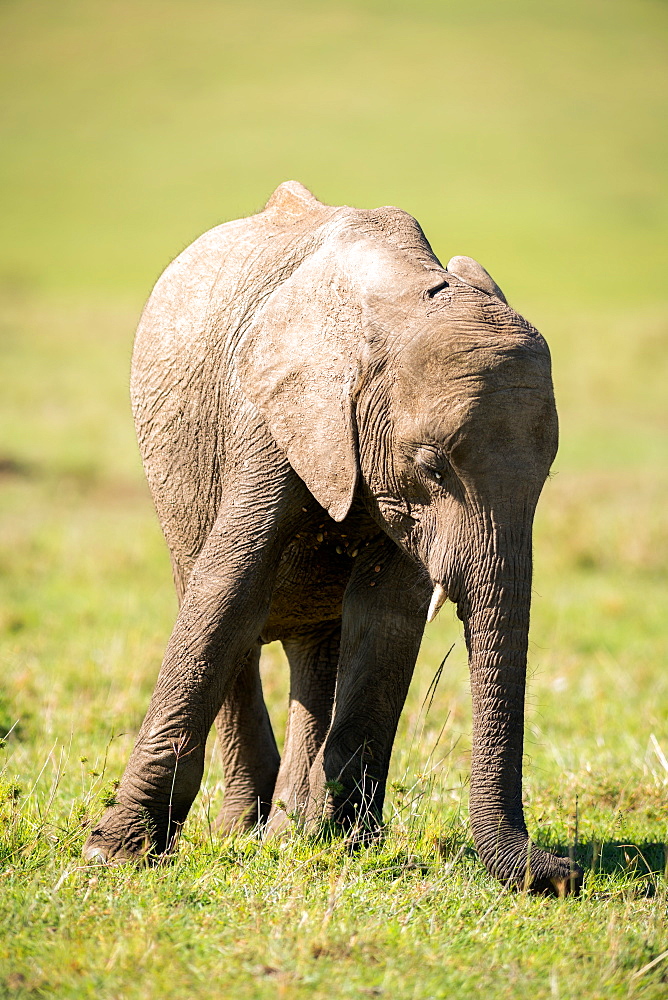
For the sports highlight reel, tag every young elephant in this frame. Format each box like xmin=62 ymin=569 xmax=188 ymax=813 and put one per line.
xmin=84 ymin=181 xmax=582 ymax=894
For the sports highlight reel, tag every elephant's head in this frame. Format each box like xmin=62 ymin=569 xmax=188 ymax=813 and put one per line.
xmin=239 ymin=196 xmax=577 ymax=892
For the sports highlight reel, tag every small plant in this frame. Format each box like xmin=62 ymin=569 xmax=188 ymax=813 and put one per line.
xmin=0 ymin=780 xmax=21 ymax=805
xmin=99 ymin=778 xmax=120 ymax=808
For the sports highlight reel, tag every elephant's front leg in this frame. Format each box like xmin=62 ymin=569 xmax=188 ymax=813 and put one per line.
xmin=213 ymin=642 xmax=280 ymax=834
xmin=265 ymin=622 xmax=340 ymax=836
xmin=306 ymin=540 xmax=430 ymax=839
xmin=83 ymin=471 xmax=303 ymax=863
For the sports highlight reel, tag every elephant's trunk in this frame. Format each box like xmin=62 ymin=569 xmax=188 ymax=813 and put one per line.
xmin=458 ymin=512 xmax=578 ymax=891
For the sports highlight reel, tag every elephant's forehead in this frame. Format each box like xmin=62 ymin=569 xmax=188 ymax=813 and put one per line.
xmin=389 ymin=329 xmax=555 ymax=443
xmin=394 ymin=332 xmax=552 ymax=397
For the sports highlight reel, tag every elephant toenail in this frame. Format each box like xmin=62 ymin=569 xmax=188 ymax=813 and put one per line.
xmin=84 ymin=847 xmax=109 ymax=865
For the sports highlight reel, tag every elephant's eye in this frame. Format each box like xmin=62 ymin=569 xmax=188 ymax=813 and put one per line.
xmin=427 ymin=279 xmax=449 ymax=298
xmin=414 ymin=447 xmax=450 ymax=485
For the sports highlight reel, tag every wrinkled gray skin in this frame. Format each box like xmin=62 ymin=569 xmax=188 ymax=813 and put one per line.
xmin=84 ymin=181 xmax=582 ymax=894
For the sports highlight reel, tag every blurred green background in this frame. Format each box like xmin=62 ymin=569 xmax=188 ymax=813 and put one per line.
xmin=0 ymin=2 xmax=667 ymax=995
xmin=2 ymin=0 xmax=666 ymax=306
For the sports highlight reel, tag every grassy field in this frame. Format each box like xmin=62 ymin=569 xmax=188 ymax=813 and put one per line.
xmin=1 ymin=1 xmax=667 ymax=997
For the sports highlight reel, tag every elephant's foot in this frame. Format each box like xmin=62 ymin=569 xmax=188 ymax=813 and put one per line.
xmin=264 ymin=804 xmax=294 ymax=839
xmin=214 ymin=806 xmax=258 ymax=836
xmin=264 ymin=780 xmax=384 ymax=847
xmin=83 ymin=801 xmax=180 ymax=865
xmin=83 ymin=730 xmax=206 ymax=863
xmin=264 ymin=784 xmax=310 ymax=839
xmin=303 ymin=737 xmax=384 ymax=829
xmin=214 ymin=789 xmax=272 ymax=836
xmin=264 ymin=784 xmax=376 ymax=843
xmin=304 ymin=771 xmax=384 ymax=846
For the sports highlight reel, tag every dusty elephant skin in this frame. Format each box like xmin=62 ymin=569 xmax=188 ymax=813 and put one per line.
xmin=84 ymin=181 xmax=582 ymax=895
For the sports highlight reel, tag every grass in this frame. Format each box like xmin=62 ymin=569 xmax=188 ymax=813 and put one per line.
xmin=1 ymin=1 xmax=667 ymax=997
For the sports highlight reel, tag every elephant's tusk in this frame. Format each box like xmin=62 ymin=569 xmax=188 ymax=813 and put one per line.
xmin=427 ymin=583 xmax=448 ymax=623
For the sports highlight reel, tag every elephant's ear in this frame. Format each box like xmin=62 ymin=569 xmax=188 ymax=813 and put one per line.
xmin=446 ymin=256 xmax=507 ymax=304
xmin=237 ymin=251 xmax=360 ymax=522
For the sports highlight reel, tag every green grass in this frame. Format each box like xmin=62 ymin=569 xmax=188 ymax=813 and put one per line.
xmin=1 ymin=1 xmax=667 ymax=997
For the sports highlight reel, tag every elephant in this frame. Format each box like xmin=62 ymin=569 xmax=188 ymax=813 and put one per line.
xmin=83 ymin=180 xmax=582 ymax=894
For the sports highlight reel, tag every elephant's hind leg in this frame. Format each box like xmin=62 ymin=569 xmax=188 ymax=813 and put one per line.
xmin=265 ymin=622 xmax=340 ymax=836
xmin=214 ymin=642 xmax=280 ymax=833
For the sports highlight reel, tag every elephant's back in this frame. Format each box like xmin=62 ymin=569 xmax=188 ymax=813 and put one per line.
xmin=130 ymin=191 xmax=338 ymax=586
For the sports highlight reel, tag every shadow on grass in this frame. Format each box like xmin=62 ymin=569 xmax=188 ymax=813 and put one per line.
xmin=542 ymin=839 xmax=667 ymax=884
